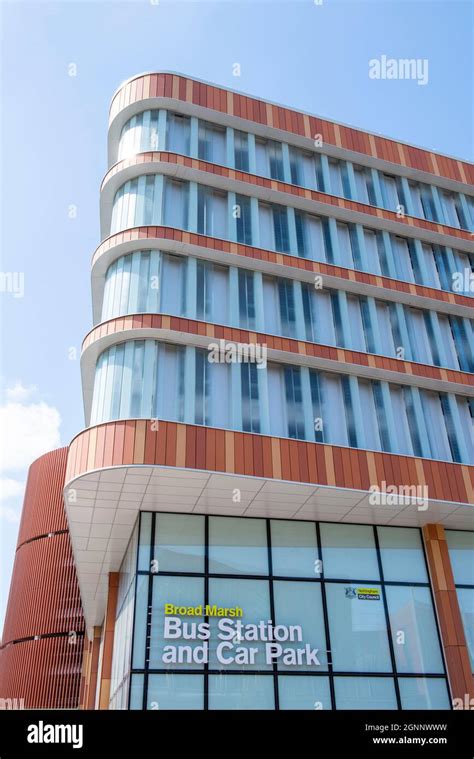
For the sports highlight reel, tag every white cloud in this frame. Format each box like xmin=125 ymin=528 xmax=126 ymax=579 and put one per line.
xmin=5 ymin=381 xmax=38 ymax=403
xmin=0 ymin=504 xmax=21 ymax=523
xmin=0 ymin=478 xmax=25 ymax=501
xmin=0 ymin=400 xmax=61 ymax=472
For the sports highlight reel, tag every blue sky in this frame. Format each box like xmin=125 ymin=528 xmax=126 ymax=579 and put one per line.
xmin=0 ymin=0 xmax=472 ymax=629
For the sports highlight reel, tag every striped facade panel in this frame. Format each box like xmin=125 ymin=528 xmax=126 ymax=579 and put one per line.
xmin=92 ymin=227 xmax=473 ymax=310
xmin=0 ymin=448 xmax=85 ymax=709
xmin=0 ymin=635 xmax=83 ymax=710
xmin=108 ymin=74 xmax=474 ymax=185
xmin=66 ymin=420 xmax=474 ymax=506
xmin=16 ymin=447 xmax=69 ymax=545
xmin=81 ymin=313 xmax=474 ymax=389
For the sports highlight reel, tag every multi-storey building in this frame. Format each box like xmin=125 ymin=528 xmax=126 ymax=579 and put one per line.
xmin=1 ymin=73 xmax=474 ymax=711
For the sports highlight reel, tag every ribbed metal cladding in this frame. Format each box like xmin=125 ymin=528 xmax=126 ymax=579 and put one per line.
xmin=0 ymin=448 xmax=85 ymax=708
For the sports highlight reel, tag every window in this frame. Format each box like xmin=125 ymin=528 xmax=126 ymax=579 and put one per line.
xmin=270 ymin=520 xmax=319 ymax=578
xmin=407 ymin=308 xmax=431 ymax=364
xmin=197 ymin=186 xmax=227 ymax=238
xmin=161 ymin=253 xmax=186 ymax=316
xmin=441 ymin=191 xmax=467 ymax=229
xmin=153 ymin=513 xmax=205 ymax=574
xmin=299 ymin=213 xmax=327 ymax=262
xmin=267 ymin=363 xmax=287 ymax=437
xmin=331 ymin=293 xmax=345 ymax=347
xmin=321 ymin=373 xmax=348 ymax=445
xmin=363 ymin=229 xmax=381 ymax=275
xmin=421 ymin=390 xmax=452 ymax=461
xmin=234 ymin=130 xmax=249 ymax=172
xmin=403 ymin=387 xmax=423 ymax=457
xmin=267 ymin=140 xmax=285 ymax=181
xmin=389 ymin=385 xmax=414 ymax=455
xmin=289 ymin=147 xmax=317 ymax=189
xmin=386 ymin=586 xmax=445 ymax=673
xmin=354 ymin=167 xmax=377 ymax=206
xmin=380 ymin=174 xmax=403 ymax=212
xmin=156 ymin=344 xmax=185 ymax=422
xmin=450 ymin=317 xmax=473 ymax=372
xmin=208 ymin=517 xmax=268 ymax=575
xmin=241 ymin=363 xmax=260 ymax=433
xmin=259 ymin=203 xmax=274 ymax=251
xmin=208 ymin=675 xmax=274 ymax=710
xmin=347 ymin=295 xmax=366 ymax=352
xmin=279 ymin=676 xmax=331 ymax=710
xmin=334 ymin=678 xmax=397 ymax=710
xmin=440 ymin=394 xmax=461 ymax=463
xmin=102 ymin=250 xmax=161 ymax=320
xmin=272 ymin=204 xmax=290 ymax=252
xmin=373 ymin=381 xmax=391 ymax=452
xmin=195 ymin=349 xmax=230 ymax=428
xmin=360 ymin=298 xmax=376 ymax=353
xmin=320 ymin=522 xmax=379 ymax=580
xmin=376 ymin=301 xmax=396 ymax=357
xmin=124 ymin=517 xmax=448 ymax=710
xmin=359 ymin=380 xmax=381 ymax=451
xmin=278 ymin=280 xmax=297 ymax=338
xmin=326 ymin=583 xmax=392 ymax=672
xmin=235 ymin=194 xmax=252 ymax=245
xmin=328 ymin=160 xmax=343 ymax=196
xmin=196 ymin=261 xmax=228 ymax=324
xmin=336 ymin=222 xmax=355 ymax=269
xmin=392 ymin=236 xmax=415 ymax=283
xmin=118 ymin=111 xmax=161 ymax=160
xmin=309 ymin=370 xmax=324 ymax=442
xmin=273 ymin=581 xmax=328 ymax=670
xmin=164 ymin=179 xmax=189 ymax=229
xmin=294 ymin=211 xmax=308 ymax=258
xmin=167 ymin=113 xmax=191 ymax=155
xmin=238 ymin=269 xmax=256 ymax=330
xmin=198 ymin=121 xmax=225 ymax=164
xmin=284 ymin=366 xmax=305 ymax=439
xmin=147 ymin=675 xmax=204 ymax=710
xmin=302 ymin=286 xmax=335 ymax=345
xmin=409 ymin=182 xmax=437 ymax=222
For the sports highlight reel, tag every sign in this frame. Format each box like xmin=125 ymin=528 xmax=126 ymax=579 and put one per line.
xmin=345 ymin=587 xmax=380 ymax=601
xmin=160 ymin=604 xmax=321 ymax=667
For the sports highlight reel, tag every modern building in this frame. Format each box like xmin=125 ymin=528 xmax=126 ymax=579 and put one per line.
xmin=1 ymin=72 xmax=474 ymax=711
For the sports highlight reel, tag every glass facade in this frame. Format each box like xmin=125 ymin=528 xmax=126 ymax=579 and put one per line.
xmin=89 ymin=339 xmax=474 ymax=465
xmin=109 ymin=175 xmax=474 ymax=299
xmin=100 ymin=250 xmax=473 ymax=372
xmin=116 ymin=108 xmax=474 ymax=235
xmin=112 ymin=514 xmax=450 ymax=710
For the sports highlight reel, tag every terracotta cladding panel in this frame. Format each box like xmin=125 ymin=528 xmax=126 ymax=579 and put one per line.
xmin=16 ymin=448 xmax=69 ymax=545
xmin=66 ymin=422 xmax=474 ymax=507
xmin=0 ymin=635 xmax=83 ymax=709
xmin=1 ymin=448 xmax=84 ymax=708
xmin=422 ymin=526 xmax=474 ymax=701
xmin=2 ymin=535 xmax=84 ymax=643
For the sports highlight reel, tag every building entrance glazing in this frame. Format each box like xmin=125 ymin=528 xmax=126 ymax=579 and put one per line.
xmin=110 ymin=513 xmax=451 ymax=710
